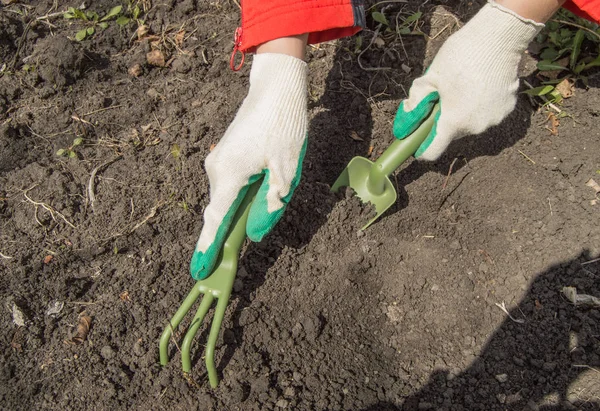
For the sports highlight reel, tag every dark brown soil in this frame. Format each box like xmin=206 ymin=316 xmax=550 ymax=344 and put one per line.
xmin=1 ymin=1 xmax=599 ymax=410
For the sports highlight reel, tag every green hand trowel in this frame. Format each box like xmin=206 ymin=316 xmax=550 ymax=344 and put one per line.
xmin=331 ymin=103 xmax=440 ymax=229
xmin=159 ymin=180 xmax=261 ymax=388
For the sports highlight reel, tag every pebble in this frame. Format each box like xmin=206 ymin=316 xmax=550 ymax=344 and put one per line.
xmin=100 ymin=345 xmax=115 ymax=360
xmin=275 ymin=399 xmax=289 ymax=409
xmin=495 ymin=373 xmax=508 ymax=383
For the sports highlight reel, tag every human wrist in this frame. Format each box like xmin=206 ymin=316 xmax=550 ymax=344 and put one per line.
xmin=494 ymin=0 xmax=566 ymax=23
xmin=255 ymin=34 xmax=309 ymax=60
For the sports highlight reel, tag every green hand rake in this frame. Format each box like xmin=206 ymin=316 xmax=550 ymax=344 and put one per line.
xmin=159 ymin=181 xmax=260 ymax=388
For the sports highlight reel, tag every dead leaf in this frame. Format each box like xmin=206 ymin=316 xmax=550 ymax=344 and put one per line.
xmin=586 ymin=178 xmax=600 ymax=193
xmin=120 ymin=291 xmax=131 ymax=302
xmin=1 ymin=0 xmax=19 ymax=4
xmin=136 ymin=25 xmax=149 ymax=40
xmin=546 ymin=112 xmax=559 ymax=136
xmin=349 ymin=131 xmax=363 ymax=142
xmin=367 ymin=146 xmax=374 ymax=156
xmin=65 ymin=315 xmax=92 ymax=345
xmin=128 ymin=64 xmax=143 ymax=77
xmin=43 ymin=255 xmax=53 ymax=264
xmin=555 ymin=79 xmax=574 ymax=99
xmin=146 ymin=50 xmax=166 ymax=67
xmin=210 ymin=144 xmax=216 ymax=151
xmin=373 ymin=36 xmax=385 ymax=48
xmin=175 ymin=30 xmax=185 ymax=47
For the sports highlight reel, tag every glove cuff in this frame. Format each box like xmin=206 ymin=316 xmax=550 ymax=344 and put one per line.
xmin=481 ymin=1 xmax=545 ymax=51
xmin=236 ymin=53 xmax=308 ymax=137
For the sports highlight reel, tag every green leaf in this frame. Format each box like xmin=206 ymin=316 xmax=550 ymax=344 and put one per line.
xmin=539 ymin=47 xmax=558 ymax=61
xmin=64 ymin=12 xmax=75 ymax=19
xmin=170 ymin=144 xmax=181 ymax=159
xmin=56 ymin=149 xmax=66 ymax=156
xmin=570 ymin=29 xmax=585 ymax=70
xmin=74 ymin=8 xmax=87 ymax=20
xmin=371 ymin=11 xmax=388 ymax=26
xmin=68 ymin=150 xmax=77 ymax=158
xmin=397 ymin=27 xmax=411 ymax=35
xmin=548 ymin=89 xmax=563 ymax=104
xmin=86 ymin=11 xmax=99 ymax=21
xmin=99 ymin=22 xmax=109 ymax=29
xmin=404 ymin=11 xmax=422 ymax=24
xmin=581 ymin=55 xmax=600 ymax=72
xmin=116 ymin=16 xmax=130 ymax=26
xmin=537 ymin=60 xmax=566 ymax=71
xmin=100 ymin=5 xmax=123 ymax=22
xmin=354 ymin=36 xmax=363 ymax=53
xmin=523 ymin=85 xmax=554 ymax=96
xmin=73 ymin=137 xmax=83 ymax=146
xmin=133 ymin=5 xmax=141 ymax=20
xmin=75 ymin=29 xmax=88 ymax=41
xmin=87 ymin=26 xmax=95 ymax=36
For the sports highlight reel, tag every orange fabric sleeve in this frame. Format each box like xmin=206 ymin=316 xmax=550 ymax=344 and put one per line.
xmin=564 ymin=0 xmax=600 ymax=22
xmin=238 ymin=0 xmax=365 ymax=53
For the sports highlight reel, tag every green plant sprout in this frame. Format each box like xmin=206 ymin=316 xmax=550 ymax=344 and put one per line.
xmin=526 ymin=9 xmax=600 ymax=104
xmin=63 ymin=5 xmax=126 ymax=41
xmin=56 ymin=138 xmax=83 ymax=159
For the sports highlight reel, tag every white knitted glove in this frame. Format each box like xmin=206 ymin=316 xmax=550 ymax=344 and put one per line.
xmin=393 ymin=0 xmax=544 ymax=160
xmin=190 ymin=53 xmax=308 ymax=280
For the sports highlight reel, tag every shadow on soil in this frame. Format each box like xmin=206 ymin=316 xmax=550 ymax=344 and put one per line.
xmin=359 ymin=250 xmax=600 ymax=410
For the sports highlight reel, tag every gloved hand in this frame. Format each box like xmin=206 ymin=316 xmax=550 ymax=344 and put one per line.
xmin=190 ymin=53 xmax=308 ymax=280
xmin=393 ymin=0 xmax=544 ymax=161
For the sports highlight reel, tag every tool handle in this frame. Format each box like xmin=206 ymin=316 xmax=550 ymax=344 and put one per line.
xmin=220 ymin=179 xmax=262 ymax=258
xmin=373 ymin=103 xmax=440 ymax=178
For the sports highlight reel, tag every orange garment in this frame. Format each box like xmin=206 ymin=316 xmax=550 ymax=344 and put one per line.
xmin=234 ymin=0 xmax=600 ymax=65
xmin=236 ymin=0 xmax=364 ymax=54
xmin=565 ymin=0 xmax=600 ymax=22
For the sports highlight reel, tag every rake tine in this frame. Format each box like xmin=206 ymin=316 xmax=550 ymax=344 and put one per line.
xmin=159 ymin=284 xmax=204 ymax=365
xmin=181 ymin=293 xmax=215 ymax=373
xmin=205 ymin=296 xmax=230 ymax=388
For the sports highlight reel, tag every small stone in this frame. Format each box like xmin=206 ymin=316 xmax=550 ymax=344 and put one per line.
xmin=293 ymin=371 xmax=303 ymax=382
xmin=133 ymin=339 xmax=144 ymax=357
xmin=356 ymin=230 xmax=365 ymax=238
xmin=146 ymin=88 xmax=160 ymax=99
xmin=233 ymin=278 xmax=243 ymax=293
xmin=238 ymin=267 xmax=249 ymax=279
xmin=276 ymin=398 xmax=289 ymax=408
xmin=542 ymin=362 xmax=557 ymax=372
xmin=450 ymin=240 xmax=461 ymax=250
xmin=171 ymin=56 xmax=192 ymax=74
xmin=495 ymin=373 xmax=508 ymax=383
xmin=100 ymin=345 xmax=115 ymax=360
xmin=496 ymin=393 xmax=506 ymax=404
xmin=284 ymin=387 xmax=295 ymax=397
xmin=418 ymin=402 xmax=434 ymax=410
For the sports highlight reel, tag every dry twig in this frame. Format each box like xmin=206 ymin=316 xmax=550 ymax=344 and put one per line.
xmin=22 ymin=185 xmax=76 ymax=229
xmin=88 ymin=156 xmax=122 ymax=211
